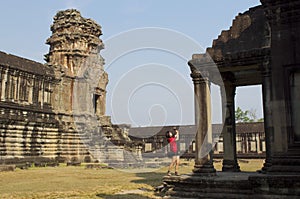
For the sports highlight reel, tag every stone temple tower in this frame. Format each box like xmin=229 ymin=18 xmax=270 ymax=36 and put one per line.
xmin=45 ymin=9 xmax=108 ymax=121
xmin=0 ymin=9 xmax=140 ymax=165
xmin=44 ymin=9 xmax=135 ymax=162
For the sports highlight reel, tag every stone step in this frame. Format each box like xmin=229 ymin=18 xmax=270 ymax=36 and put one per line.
xmin=164 ymin=191 xmax=297 ymax=199
xmin=163 ymin=172 xmax=300 ymax=198
xmin=164 ymin=173 xmax=251 ymax=198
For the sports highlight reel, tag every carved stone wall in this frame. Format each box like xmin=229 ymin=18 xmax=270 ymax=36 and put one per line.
xmin=0 ymin=51 xmax=66 ymax=163
xmin=45 ymin=9 xmax=108 ymax=118
xmin=0 ymin=9 xmax=136 ymax=165
xmin=207 ymin=5 xmax=270 ymax=63
xmin=45 ymin=9 xmax=129 ymax=163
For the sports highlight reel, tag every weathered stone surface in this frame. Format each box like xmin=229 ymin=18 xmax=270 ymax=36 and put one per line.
xmin=259 ymin=0 xmax=300 ymax=174
xmin=0 ymin=165 xmax=16 ymax=172
xmin=0 ymin=9 xmax=139 ymax=165
xmin=207 ymin=5 xmax=270 ymax=63
xmin=166 ymin=1 xmax=300 ymax=198
xmin=189 ymin=5 xmax=270 ymax=87
xmin=164 ymin=172 xmax=300 ymax=198
xmin=45 ymin=9 xmax=139 ymax=164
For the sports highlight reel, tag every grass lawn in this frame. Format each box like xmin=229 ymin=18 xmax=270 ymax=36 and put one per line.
xmin=0 ymin=159 xmax=264 ymax=199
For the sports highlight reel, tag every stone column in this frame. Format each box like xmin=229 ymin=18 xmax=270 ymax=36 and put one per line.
xmin=221 ymin=73 xmax=240 ymax=172
xmin=256 ymin=133 xmax=261 ymax=153
xmin=5 ymin=70 xmax=11 ymax=100
xmin=190 ymin=69 xmax=216 ymax=175
xmin=1 ymin=69 xmax=7 ymax=101
xmin=260 ymin=0 xmax=300 ymax=173
xmin=260 ymin=60 xmax=273 ymax=173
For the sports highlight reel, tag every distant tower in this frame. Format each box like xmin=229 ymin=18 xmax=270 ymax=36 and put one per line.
xmin=44 ymin=9 xmax=136 ymax=163
xmin=45 ymin=9 xmax=108 ymax=120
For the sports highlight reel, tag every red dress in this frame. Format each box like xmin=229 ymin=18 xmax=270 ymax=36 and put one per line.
xmin=168 ymin=137 xmax=177 ymax=154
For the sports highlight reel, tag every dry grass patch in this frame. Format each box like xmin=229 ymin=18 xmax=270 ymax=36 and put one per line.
xmin=213 ymin=158 xmax=264 ymax=172
xmin=0 ymin=164 xmax=165 ymax=199
xmin=0 ymin=159 xmax=264 ymax=198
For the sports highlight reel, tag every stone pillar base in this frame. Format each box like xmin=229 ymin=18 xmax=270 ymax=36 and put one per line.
xmin=260 ymin=160 xmax=272 ymax=174
xmin=222 ymin=159 xmax=240 ymax=172
xmin=263 ymin=155 xmax=300 ymax=173
xmin=193 ymin=162 xmax=216 ymax=175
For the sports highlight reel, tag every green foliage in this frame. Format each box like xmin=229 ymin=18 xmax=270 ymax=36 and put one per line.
xmin=235 ymin=107 xmax=264 ymax=123
xmin=257 ymin=118 xmax=264 ymax=122
xmin=235 ymin=107 xmax=250 ymax=123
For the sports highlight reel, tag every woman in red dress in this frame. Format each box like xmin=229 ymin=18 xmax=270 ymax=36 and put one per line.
xmin=166 ymin=128 xmax=180 ymax=176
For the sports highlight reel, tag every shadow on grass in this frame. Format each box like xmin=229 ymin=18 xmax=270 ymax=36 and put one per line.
xmin=132 ymin=171 xmax=167 ymax=198
xmin=96 ymin=193 xmax=153 ymax=199
xmin=132 ymin=171 xmax=165 ymax=186
xmin=95 ymin=171 xmax=166 ymax=198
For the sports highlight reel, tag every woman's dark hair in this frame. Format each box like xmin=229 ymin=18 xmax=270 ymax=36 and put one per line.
xmin=165 ymin=131 xmax=173 ymax=138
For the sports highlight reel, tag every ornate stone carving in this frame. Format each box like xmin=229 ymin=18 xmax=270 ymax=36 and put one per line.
xmin=0 ymin=10 xmax=138 ymax=165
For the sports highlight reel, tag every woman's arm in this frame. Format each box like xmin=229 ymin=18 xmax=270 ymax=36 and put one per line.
xmin=175 ymin=130 xmax=179 ymax=141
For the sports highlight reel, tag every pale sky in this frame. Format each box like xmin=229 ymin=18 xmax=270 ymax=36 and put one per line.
xmin=0 ymin=0 xmax=262 ymax=127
